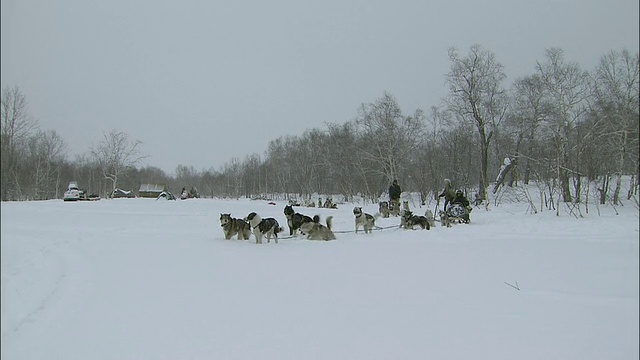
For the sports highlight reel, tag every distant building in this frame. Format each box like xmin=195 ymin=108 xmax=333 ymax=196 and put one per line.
xmin=138 ymin=184 xmax=168 ymax=198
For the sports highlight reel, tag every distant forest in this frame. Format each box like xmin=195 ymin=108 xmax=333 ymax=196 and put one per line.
xmin=2 ymin=45 xmax=638 ymax=207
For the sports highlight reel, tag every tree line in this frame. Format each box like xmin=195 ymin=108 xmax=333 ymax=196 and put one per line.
xmin=2 ymin=46 xmax=638 ymax=207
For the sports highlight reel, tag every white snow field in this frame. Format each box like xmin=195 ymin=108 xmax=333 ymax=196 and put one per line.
xmin=1 ymin=191 xmax=638 ymax=359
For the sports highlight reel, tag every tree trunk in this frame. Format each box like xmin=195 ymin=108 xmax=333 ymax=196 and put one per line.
xmin=478 ymin=130 xmax=489 ymax=201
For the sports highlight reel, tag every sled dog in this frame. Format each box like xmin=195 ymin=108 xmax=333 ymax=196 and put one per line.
xmin=220 ymin=213 xmax=252 ymax=240
xmin=439 ymin=210 xmax=452 ymax=228
xmin=400 ymin=210 xmax=430 ymax=230
xmin=424 ymin=209 xmax=436 ymax=229
xmin=402 ymin=200 xmax=411 ymax=214
xmin=283 ymin=205 xmax=314 ymax=236
xmin=244 ymin=212 xmax=282 ymax=244
xmin=379 ymin=201 xmax=390 ymax=218
xmin=300 ymin=215 xmax=336 ymax=240
xmin=389 ymin=199 xmax=401 ymax=217
xmin=353 ymin=207 xmax=378 ymax=234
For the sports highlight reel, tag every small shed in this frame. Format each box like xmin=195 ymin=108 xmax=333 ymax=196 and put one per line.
xmin=138 ymin=184 xmax=168 ymax=198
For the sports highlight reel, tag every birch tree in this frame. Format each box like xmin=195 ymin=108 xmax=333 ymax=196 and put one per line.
xmin=354 ymin=92 xmax=425 ymax=184
xmin=592 ymin=49 xmax=640 ymax=203
xmin=27 ymin=130 xmax=66 ymax=199
xmin=509 ymin=74 xmax=551 ymax=184
xmin=90 ymin=130 xmax=146 ymax=196
xmin=446 ymin=45 xmax=509 ymax=201
xmin=536 ymin=48 xmax=590 ymax=203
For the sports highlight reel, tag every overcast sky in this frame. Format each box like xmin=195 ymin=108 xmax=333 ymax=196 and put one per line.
xmin=2 ymin=0 xmax=638 ymax=175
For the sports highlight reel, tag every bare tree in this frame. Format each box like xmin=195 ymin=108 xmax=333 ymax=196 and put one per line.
xmin=354 ymin=92 xmax=425 ymax=183
xmin=446 ymin=45 xmax=509 ymax=201
xmin=222 ymin=157 xmax=243 ymax=198
xmin=509 ymin=74 xmax=551 ymax=185
xmin=1 ymin=86 xmax=39 ymax=200
xmin=591 ymin=49 xmax=640 ymax=203
xmin=175 ymin=164 xmax=200 ymax=193
xmin=90 ymin=130 xmax=147 ymax=196
xmin=27 ymin=130 xmax=67 ymax=199
xmin=326 ymin=122 xmax=358 ymax=201
xmin=536 ymin=48 xmax=590 ymax=203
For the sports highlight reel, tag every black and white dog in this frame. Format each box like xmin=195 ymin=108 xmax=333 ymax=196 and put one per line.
xmin=353 ymin=207 xmax=378 ymax=234
xmin=400 ymin=210 xmax=431 ymax=230
xmin=244 ymin=212 xmax=282 ymax=244
xmin=283 ymin=205 xmax=314 ymax=236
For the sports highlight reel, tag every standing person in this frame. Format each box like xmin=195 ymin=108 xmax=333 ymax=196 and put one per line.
xmin=388 ymin=179 xmax=402 ymax=216
xmin=438 ymin=179 xmax=455 ymax=212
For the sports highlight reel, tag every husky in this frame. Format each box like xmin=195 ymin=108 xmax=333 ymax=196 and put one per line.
xmin=424 ymin=209 xmax=436 ymax=229
xmin=299 ymin=215 xmax=336 ymax=241
xmin=389 ymin=199 xmax=401 ymax=217
xmin=402 ymin=200 xmax=411 ymax=214
xmin=219 ymin=213 xmax=252 ymax=240
xmin=244 ymin=212 xmax=282 ymax=244
xmin=353 ymin=207 xmax=378 ymax=234
xmin=439 ymin=210 xmax=452 ymax=228
xmin=379 ymin=201 xmax=390 ymax=218
xmin=283 ymin=205 xmax=314 ymax=236
xmin=400 ymin=210 xmax=430 ymax=230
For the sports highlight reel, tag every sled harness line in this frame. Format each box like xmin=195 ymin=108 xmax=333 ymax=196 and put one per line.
xmin=276 ymin=224 xmax=399 ymax=240
xmin=332 ymin=224 xmax=399 ymax=234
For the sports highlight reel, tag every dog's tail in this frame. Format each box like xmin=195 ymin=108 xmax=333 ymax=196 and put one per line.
xmin=373 ymin=212 xmax=382 ymax=220
xmin=326 ymin=216 xmax=333 ymax=230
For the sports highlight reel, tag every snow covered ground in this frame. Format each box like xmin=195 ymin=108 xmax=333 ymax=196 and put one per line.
xmin=1 ymin=192 xmax=638 ymax=359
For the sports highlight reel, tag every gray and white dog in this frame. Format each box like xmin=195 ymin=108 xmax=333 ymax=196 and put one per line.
xmin=244 ymin=212 xmax=282 ymax=244
xmin=439 ymin=210 xmax=452 ymax=228
xmin=353 ymin=207 xmax=378 ymax=234
xmin=378 ymin=201 xmax=390 ymax=218
xmin=424 ymin=209 xmax=436 ymax=229
xmin=219 ymin=213 xmax=252 ymax=240
xmin=300 ymin=215 xmax=336 ymax=241
xmin=400 ymin=210 xmax=430 ymax=230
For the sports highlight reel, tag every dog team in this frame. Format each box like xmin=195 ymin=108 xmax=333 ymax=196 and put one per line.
xmin=219 ymin=200 xmax=439 ymax=244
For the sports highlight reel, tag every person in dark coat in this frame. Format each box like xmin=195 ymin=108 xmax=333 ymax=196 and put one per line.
xmin=452 ymin=189 xmax=471 ymax=209
xmin=450 ymin=189 xmax=472 ymax=223
xmin=388 ymin=179 xmax=402 ymax=215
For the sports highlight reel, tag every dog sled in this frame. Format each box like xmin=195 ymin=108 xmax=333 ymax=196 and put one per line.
xmin=444 ymin=203 xmax=471 ymax=224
